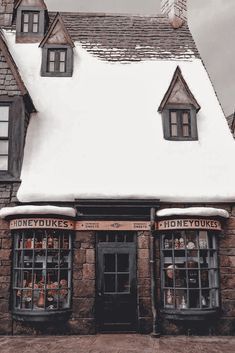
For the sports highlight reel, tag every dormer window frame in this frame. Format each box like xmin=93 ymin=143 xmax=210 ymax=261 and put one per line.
xmin=16 ymin=6 xmax=47 ymax=42
xmin=41 ymin=44 xmax=73 ymax=78
xmin=162 ymin=104 xmax=198 ymax=141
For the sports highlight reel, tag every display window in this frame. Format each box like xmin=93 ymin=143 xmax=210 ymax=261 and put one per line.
xmin=161 ymin=230 xmax=219 ymax=315
xmin=12 ymin=228 xmax=73 ymax=321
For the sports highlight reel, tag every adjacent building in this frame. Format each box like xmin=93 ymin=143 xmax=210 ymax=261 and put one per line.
xmin=0 ymin=0 xmax=235 ymax=335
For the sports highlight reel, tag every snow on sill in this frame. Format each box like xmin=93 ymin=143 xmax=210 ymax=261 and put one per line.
xmin=0 ymin=206 xmax=76 ymax=219
xmin=157 ymin=207 xmax=229 ymax=219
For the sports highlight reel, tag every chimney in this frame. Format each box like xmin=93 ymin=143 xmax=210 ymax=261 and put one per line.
xmin=0 ymin=0 xmax=15 ymax=27
xmin=161 ymin=0 xmax=187 ymax=29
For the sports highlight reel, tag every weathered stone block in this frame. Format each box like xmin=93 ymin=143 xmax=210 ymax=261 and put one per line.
xmin=138 ymin=235 xmax=149 ymax=249
xmin=83 ymin=263 xmax=95 ymax=280
xmin=138 ymin=258 xmax=150 ymax=278
xmin=73 ymin=298 xmax=95 ymax=318
xmin=139 ymin=298 xmax=152 ymax=317
xmin=74 ymin=249 xmax=86 ymax=266
xmin=221 ymin=274 xmax=235 ymax=289
xmin=73 ymin=280 xmax=95 ymax=298
xmin=86 ymin=249 xmax=95 ymax=264
xmin=0 ymin=249 xmax=11 ymax=260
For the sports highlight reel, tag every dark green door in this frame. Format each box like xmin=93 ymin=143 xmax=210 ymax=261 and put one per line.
xmin=97 ymin=232 xmax=137 ymax=332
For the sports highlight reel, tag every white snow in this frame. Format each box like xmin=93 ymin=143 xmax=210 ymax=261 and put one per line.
xmin=0 ymin=205 xmax=76 ymax=219
xmin=157 ymin=207 xmax=229 ymax=218
xmin=3 ymin=30 xmax=235 ymax=203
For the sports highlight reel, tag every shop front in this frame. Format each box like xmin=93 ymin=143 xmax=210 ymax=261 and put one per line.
xmin=0 ymin=203 xmax=233 ymax=335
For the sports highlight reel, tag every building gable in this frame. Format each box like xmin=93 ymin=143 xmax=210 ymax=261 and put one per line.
xmin=40 ymin=13 xmax=74 ymax=48
xmin=15 ymin=0 xmax=47 ymax=10
xmin=158 ymin=66 xmax=200 ymax=112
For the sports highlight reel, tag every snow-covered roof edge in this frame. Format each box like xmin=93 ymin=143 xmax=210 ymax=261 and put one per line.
xmin=157 ymin=207 xmax=229 ymax=218
xmin=0 ymin=205 xmax=76 ymax=219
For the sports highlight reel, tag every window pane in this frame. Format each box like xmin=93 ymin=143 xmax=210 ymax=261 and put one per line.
xmin=33 ymin=13 xmax=39 ymax=23
xmin=171 ymin=124 xmax=178 ymax=137
xmin=23 ymin=13 xmax=29 ymax=23
xmin=0 ymin=106 xmax=9 ymax=121
xmin=183 ymin=125 xmax=190 ymax=137
xmin=60 ymin=51 xmax=66 ymax=62
xmin=0 ymin=122 xmax=9 ymax=137
xmin=49 ymin=62 xmax=55 ymax=72
xmin=59 ymin=62 xmax=65 ymax=73
xmin=117 ymin=274 xmax=129 ymax=292
xmin=33 ymin=23 xmax=38 ymax=33
xmin=182 ymin=112 xmax=190 ymax=124
xmin=0 ymin=156 xmax=8 ymax=170
xmin=117 ymin=254 xmax=129 ymax=272
xmin=170 ymin=111 xmax=177 ymax=123
xmin=104 ymin=254 xmax=115 ymax=272
xmin=49 ymin=51 xmax=55 ymax=61
xmin=23 ymin=23 xmax=29 ymax=32
xmin=0 ymin=140 xmax=9 ymax=154
xmin=104 ymin=274 xmax=115 ymax=292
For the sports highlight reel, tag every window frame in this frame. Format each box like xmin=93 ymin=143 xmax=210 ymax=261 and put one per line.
xmin=41 ymin=44 xmax=73 ymax=77
xmin=160 ymin=229 xmax=219 ymax=319
xmin=162 ymin=104 xmax=198 ymax=141
xmin=0 ymin=96 xmax=25 ymax=181
xmin=0 ymin=103 xmax=10 ymax=172
xmin=21 ymin=11 xmax=40 ymax=34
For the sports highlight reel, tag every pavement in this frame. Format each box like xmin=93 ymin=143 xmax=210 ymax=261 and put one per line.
xmin=0 ymin=334 xmax=235 ymax=353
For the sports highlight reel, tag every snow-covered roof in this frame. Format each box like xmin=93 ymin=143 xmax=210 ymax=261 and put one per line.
xmin=157 ymin=207 xmax=229 ymax=218
xmin=2 ymin=26 xmax=235 ymax=203
xmin=0 ymin=205 xmax=76 ymax=219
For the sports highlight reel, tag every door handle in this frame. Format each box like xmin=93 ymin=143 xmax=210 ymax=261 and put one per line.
xmin=98 ymin=292 xmax=102 ymax=297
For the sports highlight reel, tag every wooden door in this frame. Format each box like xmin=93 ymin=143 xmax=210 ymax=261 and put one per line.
xmin=97 ymin=232 xmax=137 ymax=332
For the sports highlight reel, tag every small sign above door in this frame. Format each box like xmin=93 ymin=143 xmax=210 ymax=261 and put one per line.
xmin=75 ymin=221 xmax=151 ymax=231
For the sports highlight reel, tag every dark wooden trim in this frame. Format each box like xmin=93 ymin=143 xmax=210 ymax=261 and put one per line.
xmin=16 ymin=6 xmax=47 ymax=43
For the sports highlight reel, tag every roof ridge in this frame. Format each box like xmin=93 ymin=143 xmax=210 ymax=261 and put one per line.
xmin=48 ymin=11 xmax=167 ymax=18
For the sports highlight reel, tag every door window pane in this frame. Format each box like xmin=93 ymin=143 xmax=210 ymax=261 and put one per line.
xmin=117 ymin=274 xmax=130 ymax=293
xmin=117 ymin=254 xmax=129 ymax=272
xmin=104 ymin=254 xmax=115 ymax=272
xmin=104 ymin=274 xmax=115 ymax=292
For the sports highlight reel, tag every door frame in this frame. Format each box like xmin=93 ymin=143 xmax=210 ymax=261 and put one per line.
xmin=96 ymin=232 xmax=137 ymax=332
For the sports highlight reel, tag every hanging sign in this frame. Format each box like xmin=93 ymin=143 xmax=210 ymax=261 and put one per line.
xmin=10 ymin=218 xmax=75 ymax=230
xmin=157 ymin=218 xmax=221 ymax=231
xmin=75 ymin=221 xmax=151 ymax=231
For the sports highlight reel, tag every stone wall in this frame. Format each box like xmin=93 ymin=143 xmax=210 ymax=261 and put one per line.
xmin=0 ymin=182 xmax=20 ymax=335
xmin=137 ymin=231 xmax=152 ymax=333
xmin=0 ymin=0 xmax=15 ymax=27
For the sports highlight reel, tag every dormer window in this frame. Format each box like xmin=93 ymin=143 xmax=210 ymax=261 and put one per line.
xmin=158 ymin=67 xmax=200 ymax=141
xmin=22 ymin=11 xmax=40 ymax=33
xmin=39 ymin=14 xmax=74 ymax=78
xmin=15 ymin=0 xmax=48 ymax=43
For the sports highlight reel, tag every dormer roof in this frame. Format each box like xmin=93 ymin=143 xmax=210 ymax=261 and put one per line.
xmin=0 ymin=29 xmax=35 ymax=112
xmin=39 ymin=13 xmax=75 ymax=48
xmin=158 ymin=66 xmax=201 ymax=112
xmin=15 ymin=0 xmax=47 ymax=10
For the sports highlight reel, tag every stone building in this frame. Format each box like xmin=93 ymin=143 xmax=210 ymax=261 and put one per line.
xmin=0 ymin=0 xmax=235 ymax=336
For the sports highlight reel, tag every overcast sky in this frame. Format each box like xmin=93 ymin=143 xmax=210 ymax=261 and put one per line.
xmin=46 ymin=0 xmax=235 ymax=116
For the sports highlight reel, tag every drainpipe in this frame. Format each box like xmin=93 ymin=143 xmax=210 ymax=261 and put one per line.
xmin=150 ymin=207 xmax=160 ymax=337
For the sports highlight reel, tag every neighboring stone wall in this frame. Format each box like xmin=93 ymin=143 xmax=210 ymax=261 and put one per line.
xmin=0 ymin=181 xmax=20 ymax=335
xmin=0 ymin=0 xmax=15 ymax=27
xmin=69 ymin=231 xmax=96 ymax=334
xmin=0 ymin=50 xmax=21 ymax=96
xmin=137 ymin=231 xmax=152 ymax=333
